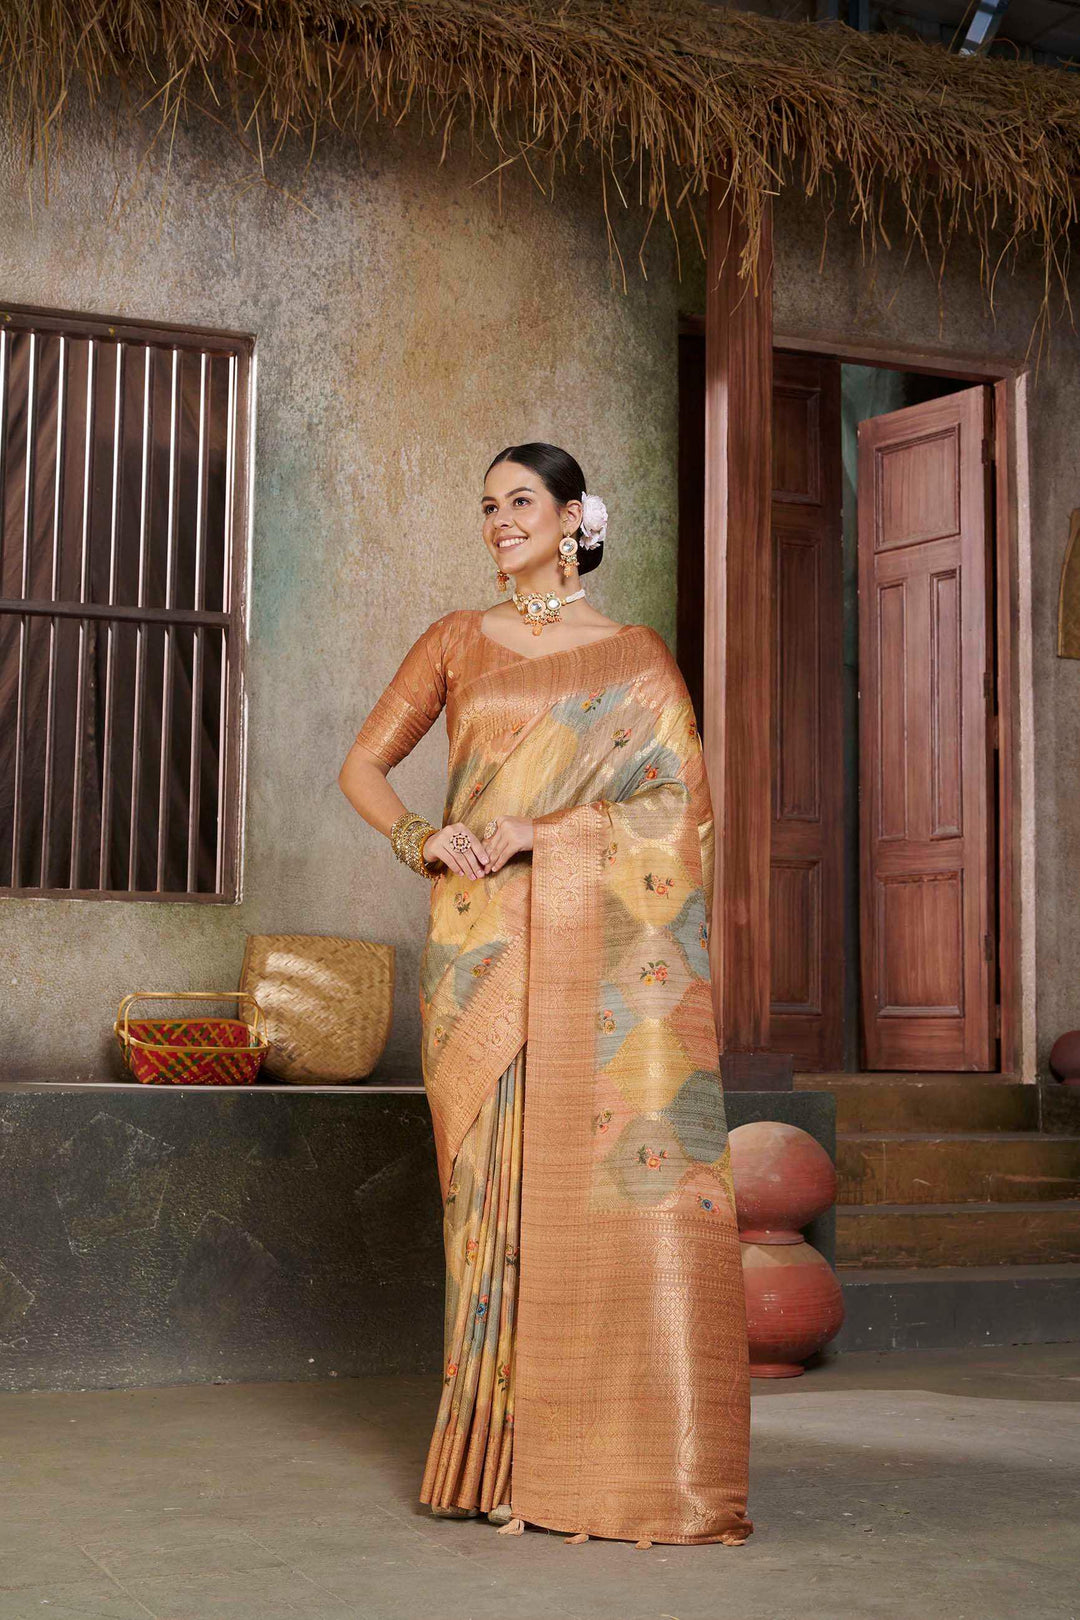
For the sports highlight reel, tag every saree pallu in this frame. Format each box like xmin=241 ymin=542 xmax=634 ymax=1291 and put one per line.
xmin=355 ymin=611 xmax=752 ymax=1547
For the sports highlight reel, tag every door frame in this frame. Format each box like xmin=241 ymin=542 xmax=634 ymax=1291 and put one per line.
xmin=681 ymin=302 xmax=1030 ymax=1080
xmin=768 ymin=332 xmax=1026 ymax=1078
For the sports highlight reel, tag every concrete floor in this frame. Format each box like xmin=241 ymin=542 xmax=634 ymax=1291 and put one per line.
xmin=1 ymin=1345 xmax=1077 ymax=1620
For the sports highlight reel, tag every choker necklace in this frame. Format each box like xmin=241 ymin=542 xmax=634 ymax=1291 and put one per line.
xmin=512 ymin=586 xmax=586 ymax=637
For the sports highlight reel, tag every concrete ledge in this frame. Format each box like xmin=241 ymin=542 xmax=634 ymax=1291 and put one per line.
xmin=0 ymin=1079 xmax=428 ymax=1094
xmin=0 ymin=1080 xmax=835 ymax=1393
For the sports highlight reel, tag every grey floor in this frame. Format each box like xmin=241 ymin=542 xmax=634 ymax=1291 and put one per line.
xmin=1 ymin=1344 xmax=1078 ymax=1620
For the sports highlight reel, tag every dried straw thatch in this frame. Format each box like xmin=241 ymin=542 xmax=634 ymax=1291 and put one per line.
xmin=2 ymin=0 xmax=1079 ymax=310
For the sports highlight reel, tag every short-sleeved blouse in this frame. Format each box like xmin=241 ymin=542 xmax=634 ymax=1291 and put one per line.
xmin=353 ymin=607 xmax=636 ymax=770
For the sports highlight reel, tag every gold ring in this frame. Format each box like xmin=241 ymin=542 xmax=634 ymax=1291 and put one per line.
xmin=483 ymin=819 xmax=499 ymax=841
xmin=450 ymin=832 xmax=472 ymax=853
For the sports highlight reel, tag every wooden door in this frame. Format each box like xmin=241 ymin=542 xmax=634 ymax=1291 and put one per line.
xmin=858 ymin=386 xmax=996 ymax=1071
xmin=769 ymin=352 xmax=844 ymax=1071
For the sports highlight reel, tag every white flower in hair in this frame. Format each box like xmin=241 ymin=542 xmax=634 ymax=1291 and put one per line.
xmin=578 ymin=492 xmax=608 ymax=549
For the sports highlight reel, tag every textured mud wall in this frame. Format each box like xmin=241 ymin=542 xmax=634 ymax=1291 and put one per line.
xmin=0 ymin=109 xmax=681 ymax=1078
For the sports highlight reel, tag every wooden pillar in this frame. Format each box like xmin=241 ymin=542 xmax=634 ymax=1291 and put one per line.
xmin=703 ymin=178 xmax=789 ymax=1088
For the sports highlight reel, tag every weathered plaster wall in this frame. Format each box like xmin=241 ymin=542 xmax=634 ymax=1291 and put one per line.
xmin=0 ymin=108 xmax=682 ymax=1078
xmin=3 ymin=100 xmax=1076 ymax=1079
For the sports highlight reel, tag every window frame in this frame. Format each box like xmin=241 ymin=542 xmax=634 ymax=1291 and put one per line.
xmin=0 ymin=300 xmax=255 ymax=904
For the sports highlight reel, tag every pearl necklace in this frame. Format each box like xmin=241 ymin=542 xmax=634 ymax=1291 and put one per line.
xmin=511 ymin=586 xmax=587 ymax=636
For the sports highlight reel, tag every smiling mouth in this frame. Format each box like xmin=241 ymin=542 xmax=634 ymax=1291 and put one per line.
xmin=496 ymin=536 xmax=527 ymax=549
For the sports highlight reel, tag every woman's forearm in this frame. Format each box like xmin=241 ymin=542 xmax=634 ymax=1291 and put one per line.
xmin=337 ymin=741 xmax=419 ymax=837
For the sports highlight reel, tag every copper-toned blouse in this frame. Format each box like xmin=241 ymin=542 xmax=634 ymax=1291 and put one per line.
xmin=354 ymin=607 xmax=638 ymax=769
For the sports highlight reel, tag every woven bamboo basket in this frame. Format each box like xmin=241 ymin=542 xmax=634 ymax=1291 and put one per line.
xmin=114 ymin=992 xmax=268 ymax=1085
xmin=238 ymin=934 xmax=395 ymax=1084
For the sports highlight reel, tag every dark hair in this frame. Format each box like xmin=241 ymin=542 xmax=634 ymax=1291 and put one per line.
xmin=484 ymin=442 xmax=603 ymax=575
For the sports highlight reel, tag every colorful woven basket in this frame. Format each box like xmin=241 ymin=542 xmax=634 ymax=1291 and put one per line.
xmin=114 ymin=992 xmax=268 ymax=1086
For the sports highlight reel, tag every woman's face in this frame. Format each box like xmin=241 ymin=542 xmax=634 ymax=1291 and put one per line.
xmin=480 ymin=461 xmax=580 ymax=577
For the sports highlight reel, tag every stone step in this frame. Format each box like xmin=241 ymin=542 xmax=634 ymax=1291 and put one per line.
xmin=795 ymin=1073 xmax=1038 ymax=1134
xmin=1040 ymin=1077 xmax=1080 ymax=1135
xmin=837 ymin=1199 xmax=1080 ymax=1268
xmin=837 ymin=1133 xmax=1080 ymax=1205
xmin=833 ymin=1262 xmax=1080 ymax=1352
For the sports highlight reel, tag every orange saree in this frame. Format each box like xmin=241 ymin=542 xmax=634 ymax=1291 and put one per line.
xmin=354 ymin=609 xmax=753 ymax=1546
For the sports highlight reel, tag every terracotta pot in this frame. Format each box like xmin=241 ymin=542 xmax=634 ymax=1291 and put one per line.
xmin=728 ymin=1121 xmax=837 ymax=1242
xmin=1049 ymin=1031 xmax=1080 ymax=1087
xmin=741 ymin=1241 xmax=845 ymax=1377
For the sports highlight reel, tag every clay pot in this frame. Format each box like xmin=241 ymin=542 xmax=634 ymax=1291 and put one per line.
xmin=729 ymin=1120 xmax=845 ymax=1375
xmin=1049 ymin=1031 xmax=1080 ymax=1089
xmin=728 ymin=1121 xmax=838 ymax=1242
xmin=740 ymin=1242 xmax=846 ymax=1377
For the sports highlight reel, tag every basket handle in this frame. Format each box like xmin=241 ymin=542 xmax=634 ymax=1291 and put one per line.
xmin=115 ymin=991 xmax=266 ymax=1045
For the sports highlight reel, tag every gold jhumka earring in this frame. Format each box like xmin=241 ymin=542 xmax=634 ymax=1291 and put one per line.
xmin=558 ymin=530 xmax=579 ymax=579
xmin=495 ymin=567 xmax=511 ymax=592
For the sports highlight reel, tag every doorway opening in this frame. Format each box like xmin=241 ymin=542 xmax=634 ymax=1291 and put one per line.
xmin=678 ymin=333 xmax=1019 ymax=1076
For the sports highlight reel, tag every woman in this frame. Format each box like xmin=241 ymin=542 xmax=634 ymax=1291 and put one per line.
xmin=338 ymin=444 xmax=753 ymax=1548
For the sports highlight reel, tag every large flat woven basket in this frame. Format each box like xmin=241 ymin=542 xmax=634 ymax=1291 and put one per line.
xmin=239 ymin=934 xmax=394 ymax=1084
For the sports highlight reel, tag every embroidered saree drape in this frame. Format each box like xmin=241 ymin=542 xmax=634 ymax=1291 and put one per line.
xmin=355 ymin=609 xmax=752 ymax=1547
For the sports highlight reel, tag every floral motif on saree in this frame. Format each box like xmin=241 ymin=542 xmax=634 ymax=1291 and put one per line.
xmin=355 ymin=609 xmax=752 ymax=1547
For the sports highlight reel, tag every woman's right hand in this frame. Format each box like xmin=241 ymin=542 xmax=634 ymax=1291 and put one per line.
xmin=422 ymin=822 xmax=492 ymax=881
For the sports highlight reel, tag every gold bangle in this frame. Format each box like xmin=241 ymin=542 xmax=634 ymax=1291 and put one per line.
xmin=391 ymin=812 xmax=437 ymax=877
xmin=390 ymin=811 xmax=441 ymax=878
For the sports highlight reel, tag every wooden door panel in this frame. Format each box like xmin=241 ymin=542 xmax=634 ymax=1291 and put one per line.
xmin=769 ymin=353 xmax=843 ymax=1070
xmin=876 ymin=427 xmax=962 ymax=549
xmin=773 ymin=382 xmax=821 ymax=503
xmin=775 ymin=529 xmax=821 ymax=821
xmin=878 ymin=870 xmax=964 ymax=1013
xmin=771 ymin=859 xmax=822 ymax=1014
xmin=875 ymin=578 xmax=909 ymax=840
xmin=930 ymin=567 xmax=963 ymax=838
xmin=858 ymin=386 xmax=995 ymax=1071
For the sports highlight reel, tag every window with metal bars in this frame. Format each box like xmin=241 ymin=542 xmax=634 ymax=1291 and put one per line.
xmin=0 ymin=303 xmax=252 ymax=901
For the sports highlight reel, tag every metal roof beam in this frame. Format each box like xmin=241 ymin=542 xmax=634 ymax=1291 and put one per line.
xmin=957 ymin=0 xmax=1011 ymax=53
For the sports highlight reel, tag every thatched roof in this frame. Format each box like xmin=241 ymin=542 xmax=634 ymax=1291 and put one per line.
xmin=3 ymin=0 xmax=1079 ymax=309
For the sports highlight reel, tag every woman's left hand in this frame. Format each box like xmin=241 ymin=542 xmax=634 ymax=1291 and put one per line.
xmin=483 ymin=816 xmax=534 ymax=873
